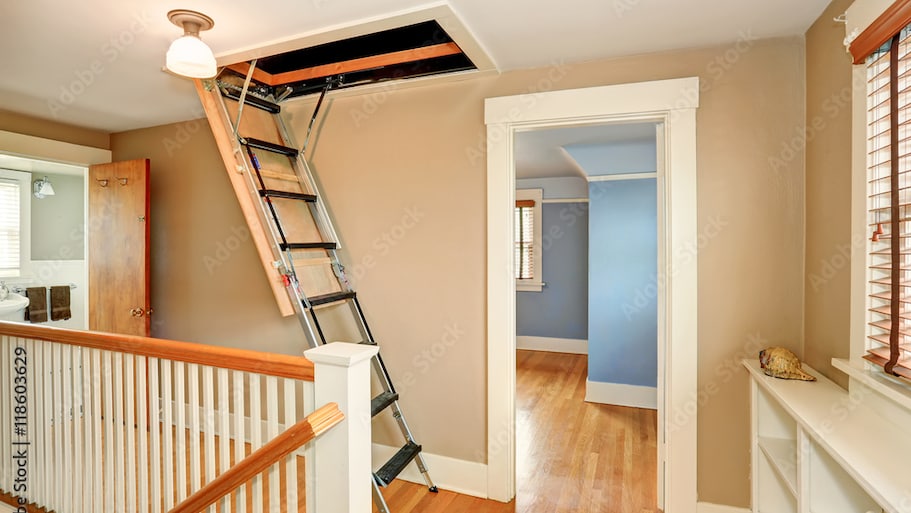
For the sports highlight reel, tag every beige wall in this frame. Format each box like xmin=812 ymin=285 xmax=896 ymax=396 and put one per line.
xmin=284 ymin=38 xmax=807 ymax=507
xmin=111 ymin=37 xmax=807 ymax=508
xmin=803 ymin=0 xmax=854 ymax=390
xmin=110 ymin=120 xmax=303 ymax=354
xmin=0 ymin=108 xmax=109 ymax=150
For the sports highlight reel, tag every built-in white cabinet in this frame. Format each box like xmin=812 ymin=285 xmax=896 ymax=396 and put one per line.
xmin=744 ymin=360 xmax=911 ymax=513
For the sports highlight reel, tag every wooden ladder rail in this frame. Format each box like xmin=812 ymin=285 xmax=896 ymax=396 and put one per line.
xmin=168 ymin=402 xmax=344 ymax=513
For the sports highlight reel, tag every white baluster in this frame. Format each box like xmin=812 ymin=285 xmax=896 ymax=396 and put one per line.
xmin=0 ymin=336 xmax=9 ymax=493
xmin=137 ymin=355 xmax=149 ymax=513
xmin=250 ymin=373 xmax=263 ymax=513
xmin=103 ymin=350 xmax=114 ymax=513
xmin=92 ymin=349 xmax=103 ymax=510
xmin=188 ymin=363 xmax=201 ymax=494
xmin=149 ymin=357 xmax=162 ymax=513
xmin=125 ymin=353 xmax=137 ymax=513
xmin=203 ymin=365 xmax=216 ymax=513
xmin=233 ymin=371 xmax=247 ymax=513
xmin=266 ymin=376 xmax=279 ymax=512
xmin=63 ymin=345 xmax=74 ymax=511
xmin=283 ymin=378 xmax=299 ymax=513
xmin=83 ymin=347 xmax=95 ymax=512
xmin=72 ymin=346 xmax=84 ymax=513
xmin=43 ymin=342 xmax=55 ymax=509
xmin=175 ymin=361 xmax=187 ymax=502
xmin=114 ymin=351 xmax=126 ymax=512
xmin=53 ymin=344 xmax=64 ymax=511
xmin=217 ymin=368 xmax=230 ymax=513
xmin=27 ymin=339 xmax=41 ymax=509
xmin=161 ymin=359 xmax=175 ymax=509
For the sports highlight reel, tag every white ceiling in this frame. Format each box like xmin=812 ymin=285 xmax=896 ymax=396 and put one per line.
xmin=0 ymin=0 xmax=831 ymax=133
xmin=515 ymin=122 xmax=657 ymax=179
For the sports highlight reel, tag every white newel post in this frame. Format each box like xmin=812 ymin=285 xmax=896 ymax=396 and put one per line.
xmin=304 ymin=342 xmax=378 ymax=513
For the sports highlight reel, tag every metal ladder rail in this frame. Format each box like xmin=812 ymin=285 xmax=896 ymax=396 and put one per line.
xmin=258 ymin=117 xmax=439 ymax=494
xmin=216 ymin=79 xmax=438 ymax=511
xmin=211 ymin=82 xmax=328 ymax=348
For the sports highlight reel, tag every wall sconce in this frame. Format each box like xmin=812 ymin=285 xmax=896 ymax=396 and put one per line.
xmin=33 ymin=176 xmax=55 ymax=199
xmin=165 ymin=9 xmax=217 ymax=79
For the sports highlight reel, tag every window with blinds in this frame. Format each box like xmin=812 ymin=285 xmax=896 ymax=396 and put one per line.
xmin=866 ymin=25 xmax=911 ymax=379
xmin=0 ymin=178 xmax=21 ymax=277
xmin=515 ymin=200 xmax=535 ymax=280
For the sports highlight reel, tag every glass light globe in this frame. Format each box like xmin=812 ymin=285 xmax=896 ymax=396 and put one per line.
xmin=166 ymin=35 xmax=216 ymax=79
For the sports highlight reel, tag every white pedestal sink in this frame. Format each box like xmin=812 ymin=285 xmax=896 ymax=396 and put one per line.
xmin=0 ymin=293 xmax=29 ymax=319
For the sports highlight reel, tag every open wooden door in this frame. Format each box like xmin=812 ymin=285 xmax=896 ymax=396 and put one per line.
xmin=88 ymin=159 xmax=151 ymax=336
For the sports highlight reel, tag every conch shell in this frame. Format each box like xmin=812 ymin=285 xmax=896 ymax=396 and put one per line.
xmin=759 ymin=347 xmax=816 ymax=381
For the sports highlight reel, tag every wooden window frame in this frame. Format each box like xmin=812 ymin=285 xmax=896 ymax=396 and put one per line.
xmin=862 ymin=19 xmax=911 ymax=379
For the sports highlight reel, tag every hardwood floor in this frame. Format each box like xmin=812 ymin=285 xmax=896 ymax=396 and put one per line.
xmin=376 ymin=350 xmax=659 ymax=512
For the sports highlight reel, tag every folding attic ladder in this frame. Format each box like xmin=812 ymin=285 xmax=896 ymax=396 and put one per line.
xmin=197 ymin=72 xmax=437 ymax=512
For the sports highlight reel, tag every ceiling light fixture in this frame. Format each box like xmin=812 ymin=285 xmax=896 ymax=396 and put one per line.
xmin=165 ymin=9 xmax=217 ymax=79
xmin=33 ymin=176 xmax=55 ymax=199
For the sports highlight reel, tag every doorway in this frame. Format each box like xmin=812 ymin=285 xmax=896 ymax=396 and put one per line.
xmin=0 ymin=130 xmax=111 ymax=328
xmin=485 ymin=78 xmax=699 ymax=512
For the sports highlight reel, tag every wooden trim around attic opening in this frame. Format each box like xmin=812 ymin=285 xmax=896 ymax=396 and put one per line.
xmin=225 ymin=42 xmax=462 ymax=86
xmin=850 ymin=0 xmax=911 ymax=63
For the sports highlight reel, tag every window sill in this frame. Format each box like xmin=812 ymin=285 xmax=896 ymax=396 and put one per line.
xmin=832 ymin=358 xmax=911 ymax=413
xmin=516 ymin=281 xmax=544 ymax=292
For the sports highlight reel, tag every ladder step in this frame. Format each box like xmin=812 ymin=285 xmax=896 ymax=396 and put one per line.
xmin=280 ymin=242 xmax=338 ymax=250
xmin=374 ymin=442 xmax=421 ymax=487
xmin=307 ymin=291 xmax=356 ymax=307
xmin=243 ymin=138 xmax=299 ymax=157
xmin=259 ymin=189 xmax=317 ymax=202
xmin=371 ymin=391 xmax=399 ymax=417
xmin=222 ymin=89 xmax=281 ymax=113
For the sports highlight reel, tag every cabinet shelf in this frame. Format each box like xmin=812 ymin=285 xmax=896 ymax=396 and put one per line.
xmin=757 ymin=437 xmax=797 ymax=497
xmin=745 ymin=359 xmax=911 ymax=513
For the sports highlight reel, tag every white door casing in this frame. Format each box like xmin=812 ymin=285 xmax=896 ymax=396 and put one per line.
xmin=484 ymin=77 xmax=698 ymax=511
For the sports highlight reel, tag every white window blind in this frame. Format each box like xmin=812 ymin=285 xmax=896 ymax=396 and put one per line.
xmin=0 ymin=178 xmax=21 ymax=277
xmin=866 ymin=25 xmax=911 ymax=379
xmin=515 ymin=200 xmax=535 ymax=280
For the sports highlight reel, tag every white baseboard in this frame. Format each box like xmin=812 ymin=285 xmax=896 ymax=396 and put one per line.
xmin=372 ymin=443 xmax=488 ymax=499
xmin=585 ymin=379 xmax=657 ymax=409
xmin=696 ymin=502 xmax=751 ymax=513
xmin=516 ymin=336 xmax=587 ymax=354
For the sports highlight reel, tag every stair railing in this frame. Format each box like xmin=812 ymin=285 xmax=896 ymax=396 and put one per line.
xmin=0 ymin=321 xmax=376 ymax=513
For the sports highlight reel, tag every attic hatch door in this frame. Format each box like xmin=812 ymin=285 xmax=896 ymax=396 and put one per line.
xmin=220 ymin=20 xmax=477 ymax=100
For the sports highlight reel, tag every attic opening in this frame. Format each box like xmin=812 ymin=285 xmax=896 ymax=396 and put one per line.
xmin=218 ymin=20 xmax=476 ymax=101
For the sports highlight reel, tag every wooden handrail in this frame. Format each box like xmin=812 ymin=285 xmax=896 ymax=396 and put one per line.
xmin=169 ymin=402 xmax=344 ymax=513
xmin=0 ymin=321 xmax=314 ymax=381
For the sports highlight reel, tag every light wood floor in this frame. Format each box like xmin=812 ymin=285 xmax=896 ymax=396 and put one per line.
xmin=375 ymin=350 xmax=659 ymax=512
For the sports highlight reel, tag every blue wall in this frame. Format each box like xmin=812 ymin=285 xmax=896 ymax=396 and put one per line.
xmin=516 ymin=202 xmax=588 ymax=340
xmin=588 ymin=179 xmax=657 ymax=387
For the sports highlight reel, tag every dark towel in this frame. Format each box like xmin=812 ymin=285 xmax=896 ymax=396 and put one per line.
xmin=25 ymin=287 xmax=47 ymax=323
xmin=50 ymin=286 xmax=71 ymax=321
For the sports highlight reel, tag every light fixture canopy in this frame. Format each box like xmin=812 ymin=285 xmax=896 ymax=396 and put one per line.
xmin=165 ymin=9 xmax=217 ymax=79
xmin=33 ymin=176 xmax=55 ymax=199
